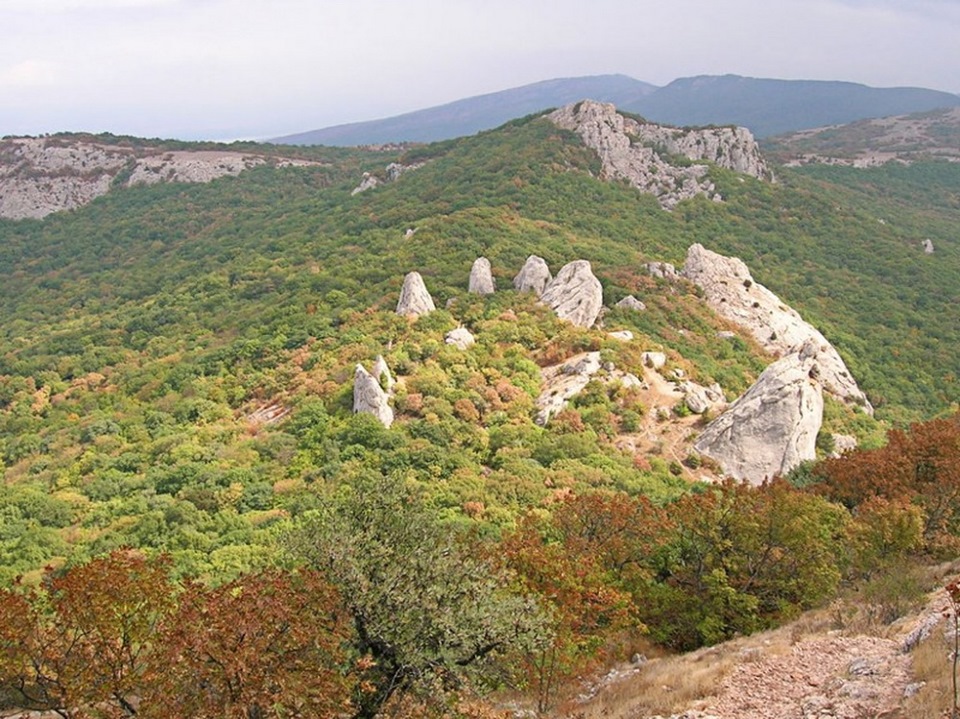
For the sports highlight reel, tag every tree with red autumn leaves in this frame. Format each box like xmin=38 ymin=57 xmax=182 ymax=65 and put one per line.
xmin=140 ymin=568 xmax=353 ymax=719
xmin=0 ymin=550 xmax=176 ymax=718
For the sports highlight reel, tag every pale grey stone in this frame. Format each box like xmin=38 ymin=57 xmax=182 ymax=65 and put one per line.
xmin=353 ymin=363 xmax=394 ymax=428
xmin=468 ymin=257 xmax=496 ymax=295
xmin=513 ymin=255 xmax=552 ymax=295
xmin=540 ymin=260 xmax=603 ymax=328
xmin=396 ymin=271 xmax=436 ymax=317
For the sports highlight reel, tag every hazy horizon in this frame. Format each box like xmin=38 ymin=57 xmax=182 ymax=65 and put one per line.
xmin=3 ymin=0 xmax=959 ymax=141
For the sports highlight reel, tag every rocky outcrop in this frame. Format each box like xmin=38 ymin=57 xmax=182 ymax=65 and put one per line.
xmin=535 ymin=351 xmax=643 ymax=425
xmin=396 ymin=271 xmax=436 ymax=317
xmin=615 ymin=295 xmax=646 ymax=311
xmin=445 ymin=326 xmax=476 ymax=350
xmin=351 ymin=161 xmax=424 ymax=195
xmin=547 ymin=101 xmax=770 ymax=210
xmin=353 ymin=363 xmax=394 ymax=428
xmin=608 ymin=330 xmax=634 ymax=342
xmin=372 ymin=355 xmax=395 ymax=393
xmin=682 ymin=243 xmax=872 ymax=413
xmin=641 ymin=352 xmax=667 ymax=370
xmin=468 ymin=257 xmax=496 ymax=295
xmin=540 ymin=260 xmax=603 ymax=328
xmin=645 ymin=262 xmax=678 ymax=279
xmin=0 ymin=137 xmax=317 ymax=220
xmin=513 ymin=255 xmax=552 ymax=295
xmin=680 ymin=381 xmax=725 ymax=415
xmin=694 ymin=341 xmax=824 ymax=484
xmin=923 ymin=239 xmax=935 ymax=254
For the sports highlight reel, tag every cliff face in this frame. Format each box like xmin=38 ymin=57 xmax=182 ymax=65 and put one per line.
xmin=547 ymin=100 xmax=771 ymax=209
xmin=682 ymin=243 xmax=872 ymax=413
xmin=0 ymin=137 xmax=317 ymax=220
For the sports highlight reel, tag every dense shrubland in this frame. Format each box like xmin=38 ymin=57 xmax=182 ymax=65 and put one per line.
xmin=1 ymin=116 xmax=960 ymax=714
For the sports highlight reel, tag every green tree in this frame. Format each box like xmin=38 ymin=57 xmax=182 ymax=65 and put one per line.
xmin=286 ymin=473 xmax=548 ymax=719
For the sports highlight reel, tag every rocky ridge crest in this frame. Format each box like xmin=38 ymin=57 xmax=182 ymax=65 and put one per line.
xmin=682 ymin=243 xmax=872 ymax=413
xmin=0 ymin=137 xmax=318 ymax=220
xmin=547 ymin=101 xmax=770 ymax=209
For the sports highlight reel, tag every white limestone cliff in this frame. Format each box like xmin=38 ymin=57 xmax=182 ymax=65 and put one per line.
xmin=694 ymin=340 xmax=824 ymax=484
xmin=547 ymin=101 xmax=771 ymax=210
xmin=682 ymin=243 xmax=872 ymax=413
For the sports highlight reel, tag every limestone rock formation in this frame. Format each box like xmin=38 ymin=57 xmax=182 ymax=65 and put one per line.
xmin=540 ymin=260 xmax=603 ymax=328
xmin=513 ymin=255 xmax=552 ymax=295
xmin=351 ymin=161 xmax=425 ymax=195
xmin=645 ymin=262 xmax=678 ymax=279
xmin=445 ymin=326 xmax=476 ymax=350
xmin=923 ymin=239 xmax=935 ymax=254
xmin=353 ymin=364 xmax=394 ymax=428
xmin=616 ymin=295 xmax=646 ymax=311
xmin=396 ymin=271 xmax=436 ymax=317
xmin=0 ymin=137 xmax=317 ymax=220
xmin=694 ymin=341 xmax=824 ymax=484
xmin=547 ymin=101 xmax=770 ymax=210
xmin=641 ymin=352 xmax=667 ymax=370
xmin=680 ymin=381 xmax=725 ymax=415
xmin=372 ymin=354 xmax=395 ymax=393
xmin=468 ymin=257 xmax=496 ymax=295
xmin=608 ymin=330 xmax=634 ymax=342
xmin=682 ymin=243 xmax=872 ymax=413
xmin=535 ymin=352 xmax=644 ymax=425
xmin=350 ymin=173 xmax=380 ymax=195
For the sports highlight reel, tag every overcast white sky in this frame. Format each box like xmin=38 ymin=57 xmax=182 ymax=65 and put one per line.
xmin=2 ymin=0 xmax=958 ymax=140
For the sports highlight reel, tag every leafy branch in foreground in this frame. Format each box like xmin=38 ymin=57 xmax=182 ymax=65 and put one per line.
xmin=286 ymin=473 xmax=550 ymax=719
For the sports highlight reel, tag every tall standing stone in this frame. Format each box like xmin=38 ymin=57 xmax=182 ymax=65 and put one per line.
xmin=353 ymin=364 xmax=394 ymax=428
xmin=396 ymin=271 xmax=436 ymax=317
xmin=513 ymin=255 xmax=552 ymax=295
xmin=468 ymin=257 xmax=496 ymax=295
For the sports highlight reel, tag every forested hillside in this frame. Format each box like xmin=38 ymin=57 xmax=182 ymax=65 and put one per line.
xmin=1 ymin=112 xmax=960 ymax=717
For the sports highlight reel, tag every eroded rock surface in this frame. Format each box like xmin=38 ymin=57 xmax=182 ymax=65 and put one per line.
xmin=548 ymin=101 xmax=770 ymax=210
xmin=0 ymin=137 xmax=316 ymax=219
xmin=513 ymin=255 xmax=552 ymax=295
xmin=695 ymin=341 xmax=824 ymax=484
xmin=535 ymin=352 xmax=642 ymax=425
xmin=683 ymin=243 xmax=872 ymax=413
xmin=353 ymin=363 xmax=394 ymax=428
xmin=540 ymin=260 xmax=603 ymax=328
xmin=615 ymin=295 xmax=646 ymax=311
xmin=372 ymin=354 xmax=395 ymax=393
xmin=396 ymin=271 xmax=436 ymax=317
xmin=468 ymin=257 xmax=496 ymax=295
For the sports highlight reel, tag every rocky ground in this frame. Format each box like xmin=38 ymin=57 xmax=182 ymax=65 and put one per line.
xmin=569 ymin=579 xmax=956 ymax=719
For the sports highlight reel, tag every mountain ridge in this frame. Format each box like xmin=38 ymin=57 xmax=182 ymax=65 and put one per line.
xmin=271 ymin=73 xmax=960 ymax=146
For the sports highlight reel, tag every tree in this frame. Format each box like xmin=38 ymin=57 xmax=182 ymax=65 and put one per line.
xmin=0 ymin=550 xmax=176 ymax=718
xmin=140 ymin=569 xmax=352 ymax=719
xmin=500 ymin=509 xmax=631 ymax=712
xmin=287 ymin=473 xmax=549 ymax=719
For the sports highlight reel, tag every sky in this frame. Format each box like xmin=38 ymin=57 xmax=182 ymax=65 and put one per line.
xmin=2 ymin=0 xmax=959 ymax=141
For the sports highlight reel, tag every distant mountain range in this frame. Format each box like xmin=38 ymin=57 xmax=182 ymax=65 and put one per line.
xmin=271 ymin=74 xmax=960 ymax=146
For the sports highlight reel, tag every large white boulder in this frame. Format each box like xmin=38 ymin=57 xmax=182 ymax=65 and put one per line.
xmin=396 ymin=271 xmax=436 ymax=317
xmin=468 ymin=257 xmax=496 ymax=295
xmin=540 ymin=260 xmax=603 ymax=328
xmin=513 ymin=255 xmax=552 ymax=295
xmin=353 ymin=363 xmax=394 ymax=428
xmin=694 ymin=341 xmax=824 ymax=485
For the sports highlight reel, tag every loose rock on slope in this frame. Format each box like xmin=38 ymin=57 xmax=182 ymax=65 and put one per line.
xmin=682 ymin=243 xmax=872 ymax=413
xmin=540 ymin=260 xmax=603 ymax=328
xmin=695 ymin=340 xmax=823 ymax=484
